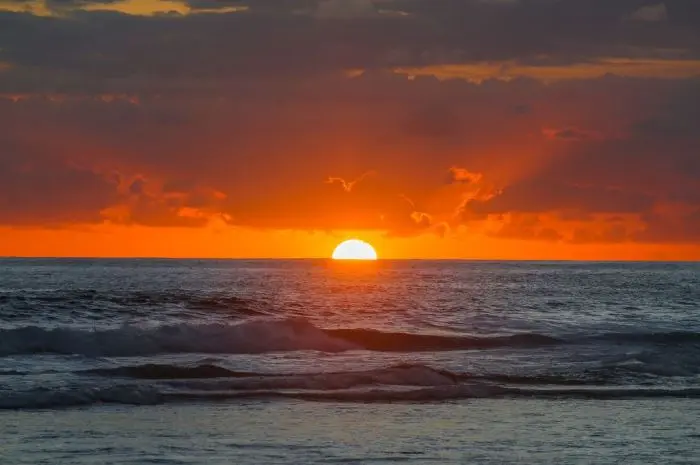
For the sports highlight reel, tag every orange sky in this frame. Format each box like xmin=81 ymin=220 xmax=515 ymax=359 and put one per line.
xmin=1 ymin=0 xmax=700 ymax=260
xmin=2 ymin=225 xmax=699 ymax=260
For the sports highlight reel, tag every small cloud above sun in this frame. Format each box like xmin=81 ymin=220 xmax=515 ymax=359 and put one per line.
xmin=332 ymin=239 xmax=378 ymax=260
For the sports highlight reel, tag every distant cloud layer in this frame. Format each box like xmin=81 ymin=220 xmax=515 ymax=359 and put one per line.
xmin=0 ymin=0 xmax=699 ymax=249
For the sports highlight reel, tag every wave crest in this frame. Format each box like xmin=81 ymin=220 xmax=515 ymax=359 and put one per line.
xmin=325 ymin=328 xmax=561 ymax=351
xmin=0 ymin=319 xmax=561 ymax=356
xmin=0 ymin=385 xmax=163 ymax=410
xmin=0 ymin=319 xmax=357 ymax=356
xmin=5 ymin=383 xmax=700 ymax=409
xmin=3 ymin=319 xmax=700 ymax=357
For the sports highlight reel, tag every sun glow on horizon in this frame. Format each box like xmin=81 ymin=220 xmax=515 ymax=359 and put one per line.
xmin=332 ymin=239 xmax=378 ymax=260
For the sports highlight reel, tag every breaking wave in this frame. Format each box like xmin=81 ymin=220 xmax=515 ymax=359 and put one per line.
xmin=323 ymin=328 xmax=561 ymax=351
xmin=4 ymin=382 xmax=700 ymax=410
xmin=0 ymin=318 xmax=562 ymax=357
xmin=162 ymin=386 xmax=700 ymax=403
xmin=86 ymin=357 xmax=700 ymax=385
xmin=3 ymin=318 xmax=700 ymax=357
xmin=0 ymin=319 xmax=357 ymax=356
xmin=93 ymin=364 xmax=462 ymax=389
xmin=86 ymin=364 xmax=262 ymax=379
xmin=0 ymin=385 xmax=164 ymax=410
xmin=4 ymin=361 xmax=700 ymax=409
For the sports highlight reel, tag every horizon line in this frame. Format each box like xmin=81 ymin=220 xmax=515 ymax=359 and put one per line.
xmin=0 ymin=256 xmax=698 ymax=263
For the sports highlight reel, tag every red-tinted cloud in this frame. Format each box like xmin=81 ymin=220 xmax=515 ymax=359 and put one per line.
xmin=0 ymin=2 xmax=699 ymax=248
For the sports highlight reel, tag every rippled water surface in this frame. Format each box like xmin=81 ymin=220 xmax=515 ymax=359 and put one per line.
xmin=1 ymin=259 xmax=699 ymax=463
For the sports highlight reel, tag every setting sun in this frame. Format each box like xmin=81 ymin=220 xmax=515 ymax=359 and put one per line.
xmin=331 ymin=239 xmax=378 ymax=260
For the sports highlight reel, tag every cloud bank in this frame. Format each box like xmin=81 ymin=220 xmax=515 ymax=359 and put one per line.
xmin=0 ymin=0 xmax=699 ymax=253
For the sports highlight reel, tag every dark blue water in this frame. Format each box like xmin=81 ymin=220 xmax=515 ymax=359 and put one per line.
xmin=1 ymin=259 xmax=699 ymax=463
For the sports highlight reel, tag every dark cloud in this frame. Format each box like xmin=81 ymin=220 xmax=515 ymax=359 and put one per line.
xmin=467 ymin=181 xmax=655 ymax=216
xmin=183 ymin=0 xmax=315 ymax=12
xmin=0 ymin=1 xmax=699 ymax=246
xmin=128 ymin=178 xmax=145 ymax=195
xmin=665 ymin=0 xmax=700 ymax=30
xmin=637 ymin=208 xmax=700 ymax=243
xmin=0 ymin=139 xmax=119 ymax=225
xmin=1 ymin=73 xmax=698 ymax=240
xmin=46 ymin=0 xmax=122 ymax=7
xmin=489 ymin=214 xmax=566 ymax=242
xmin=543 ymin=127 xmax=599 ymax=141
xmin=628 ymin=3 xmax=668 ymax=22
xmin=512 ymin=103 xmax=533 ymax=115
xmin=571 ymin=222 xmax=632 ymax=244
xmin=1 ymin=0 xmax=699 ymax=94
xmin=459 ymin=76 xmax=700 ymax=243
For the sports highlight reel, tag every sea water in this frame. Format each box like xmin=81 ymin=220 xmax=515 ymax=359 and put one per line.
xmin=1 ymin=259 xmax=699 ymax=463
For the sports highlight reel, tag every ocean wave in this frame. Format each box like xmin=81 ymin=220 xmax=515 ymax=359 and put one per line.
xmin=3 ymin=319 xmax=700 ymax=357
xmin=0 ymin=369 xmax=27 ymax=376
xmin=86 ymin=362 xmax=458 ymax=384
xmin=0 ymin=319 xmax=357 ymax=356
xmin=163 ymin=385 xmax=700 ymax=403
xmin=85 ymin=364 xmax=261 ymax=379
xmin=144 ymin=364 xmax=460 ymax=391
xmin=5 ymin=360 xmax=700 ymax=409
xmin=5 ymin=382 xmax=700 ymax=409
xmin=324 ymin=328 xmax=562 ymax=351
xmin=0 ymin=385 xmax=163 ymax=410
xmin=593 ymin=331 xmax=700 ymax=345
xmin=86 ymin=358 xmax=700 ymax=392
xmin=86 ymin=362 xmax=625 ymax=387
xmin=0 ymin=319 xmax=561 ymax=357
xmin=90 ymin=362 xmax=604 ymax=387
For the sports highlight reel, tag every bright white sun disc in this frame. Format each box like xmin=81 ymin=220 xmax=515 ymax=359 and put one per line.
xmin=332 ymin=240 xmax=378 ymax=260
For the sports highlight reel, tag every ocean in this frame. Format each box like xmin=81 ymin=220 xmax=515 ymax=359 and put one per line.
xmin=1 ymin=259 xmax=699 ymax=464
